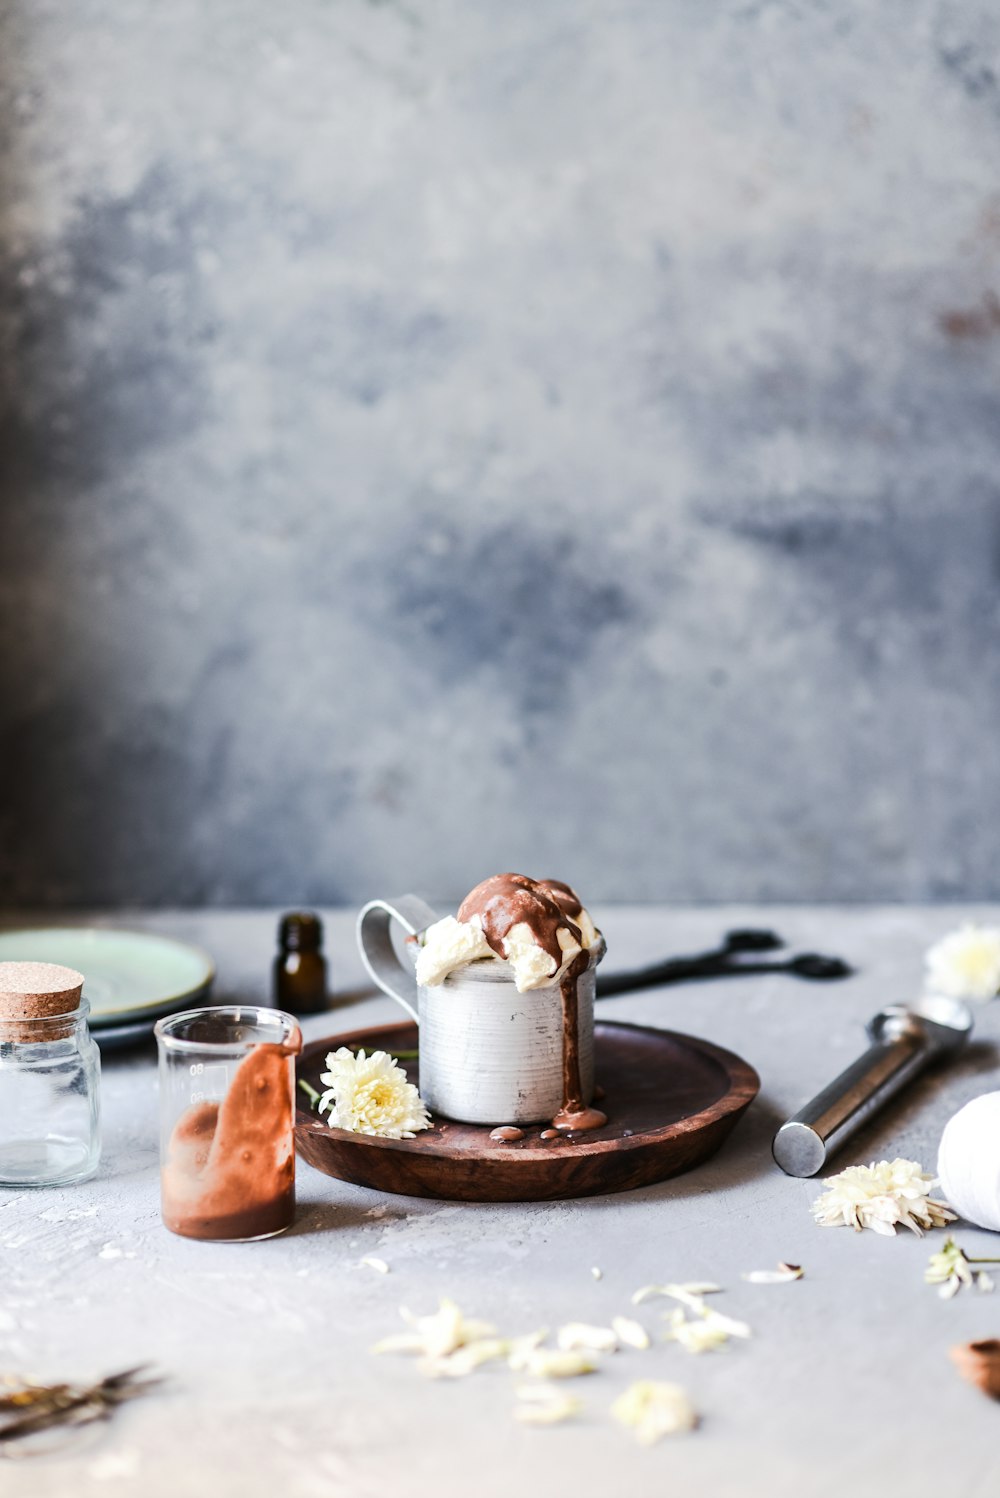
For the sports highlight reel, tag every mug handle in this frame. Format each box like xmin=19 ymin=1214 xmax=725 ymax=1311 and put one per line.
xmin=356 ymin=896 xmax=440 ymax=1024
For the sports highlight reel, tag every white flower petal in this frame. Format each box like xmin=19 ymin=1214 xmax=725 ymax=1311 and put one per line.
xmin=663 ymin=1311 xmax=729 ymax=1354
xmin=742 ymin=1263 xmax=803 ymax=1284
xmin=513 ymin=1348 xmax=598 ymax=1379
xmin=703 ymin=1308 xmax=752 ymax=1339
xmin=556 ymin=1323 xmax=618 ymax=1353
xmin=370 ymin=1333 xmax=426 ymax=1355
xmin=514 ymin=1389 xmax=582 ymax=1425
xmin=631 ymin=1281 xmax=720 ymax=1307
xmin=515 ymin=1382 xmax=566 ymax=1402
xmin=611 ymin=1381 xmax=698 ymax=1444
xmin=417 ymin=1339 xmax=510 ymax=1378
xmin=398 ymin=1298 xmax=496 ymax=1358
xmin=360 ymin=1256 xmax=390 ymax=1274
xmin=611 ymin=1316 xmax=650 ymax=1350
xmin=505 ymin=1331 xmax=549 ymax=1371
xmin=631 ymin=1285 xmax=666 ymax=1306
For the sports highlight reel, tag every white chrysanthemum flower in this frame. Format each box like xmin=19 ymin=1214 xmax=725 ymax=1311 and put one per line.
xmin=925 ymin=925 xmax=1000 ymax=1002
xmin=611 ymin=1381 xmax=698 ymax=1444
xmin=812 ymin=1159 xmax=956 ymax=1236
xmin=318 ymin=1048 xmax=431 ymax=1139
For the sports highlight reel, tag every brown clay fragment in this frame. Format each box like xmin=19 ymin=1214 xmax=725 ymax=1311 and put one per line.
xmin=951 ymin=1339 xmax=1000 ymax=1400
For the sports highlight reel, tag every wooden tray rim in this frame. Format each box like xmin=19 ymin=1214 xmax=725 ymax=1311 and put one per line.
xmin=295 ymin=1018 xmax=760 ymax=1163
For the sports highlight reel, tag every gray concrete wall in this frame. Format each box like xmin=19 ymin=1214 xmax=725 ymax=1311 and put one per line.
xmin=1 ymin=0 xmax=999 ymax=907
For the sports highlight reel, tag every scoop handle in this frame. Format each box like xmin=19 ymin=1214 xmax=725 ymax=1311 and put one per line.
xmin=356 ymin=897 xmax=440 ymax=1024
xmin=772 ymin=1032 xmax=930 ymax=1178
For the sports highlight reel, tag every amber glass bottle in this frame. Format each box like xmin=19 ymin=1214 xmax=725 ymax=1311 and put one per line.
xmin=274 ymin=912 xmax=328 ymax=1015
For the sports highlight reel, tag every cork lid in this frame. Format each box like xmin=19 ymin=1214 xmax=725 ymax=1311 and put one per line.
xmin=0 ymin=961 xmax=85 ymax=1020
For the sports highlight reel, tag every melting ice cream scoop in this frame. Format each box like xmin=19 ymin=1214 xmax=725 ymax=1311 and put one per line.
xmin=415 ymin=873 xmax=600 ymax=993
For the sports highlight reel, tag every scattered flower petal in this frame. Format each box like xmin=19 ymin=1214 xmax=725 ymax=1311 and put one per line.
xmin=318 ymin=1048 xmax=431 ymax=1139
xmin=742 ymin=1263 xmax=803 ymax=1284
xmin=926 ymin=1238 xmax=1000 ymax=1299
xmin=812 ymin=1159 xmax=956 ymax=1236
xmin=611 ymin=1316 xmax=650 ymax=1350
xmin=556 ymin=1323 xmax=618 ymax=1354
xmin=387 ymin=1298 xmax=495 ymax=1358
xmin=926 ymin=925 xmax=1000 ymax=1003
xmin=591 ymin=1267 xmax=603 ymax=1280
xmin=418 ymin=1339 xmax=510 ymax=1378
xmin=663 ymin=1308 xmax=730 ymax=1354
xmin=360 ymin=1256 xmax=390 ymax=1274
xmin=371 ymin=1332 xmax=426 ymax=1356
xmin=504 ymin=1331 xmax=549 ymax=1371
xmin=611 ymin=1380 xmax=698 ymax=1444
xmin=631 ymin=1286 xmax=665 ymax=1307
xmin=514 ymin=1385 xmax=583 ymax=1425
xmin=703 ymin=1308 xmax=751 ymax=1339
xmin=512 ymin=1348 xmax=598 ymax=1379
xmin=631 ymin=1282 xmax=721 ymax=1307
xmin=927 ymin=1238 xmax=975 ymax=1298
xmin=515 ymin=1382 xmax=569 ymax=1401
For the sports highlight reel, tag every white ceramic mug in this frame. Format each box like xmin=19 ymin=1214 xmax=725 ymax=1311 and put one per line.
xmin=356 ymin=896 xmax=604 ymax=1126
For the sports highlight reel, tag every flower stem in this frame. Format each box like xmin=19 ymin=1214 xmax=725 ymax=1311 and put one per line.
xmin=344 ymin=1046 xmax=419 ymax=1061
xmin=298 ymin=1078 xmax=320 ymax=1106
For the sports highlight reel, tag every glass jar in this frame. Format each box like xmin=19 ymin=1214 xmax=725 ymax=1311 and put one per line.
xmin=0 ymin=1001 xmax=102 ymax=1187
xmin=155 ymin=1005 xmax=302 ymax=1242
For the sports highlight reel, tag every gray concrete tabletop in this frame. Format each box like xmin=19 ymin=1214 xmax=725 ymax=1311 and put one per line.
xmin=2 ymin=905 xmax=1000 ymax=1498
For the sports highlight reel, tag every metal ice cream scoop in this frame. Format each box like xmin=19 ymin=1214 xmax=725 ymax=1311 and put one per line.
xmin=772 ymin=995 xmax=974 ymax=1177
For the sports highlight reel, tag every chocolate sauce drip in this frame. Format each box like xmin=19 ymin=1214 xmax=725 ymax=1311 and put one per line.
xmin=552 ymin=949 xmax=607 ymax=1132
xmin=458 ymin=873 xmax=582 ymax=970
xmin=161 ymin=1042 xmax=298 ymax=1241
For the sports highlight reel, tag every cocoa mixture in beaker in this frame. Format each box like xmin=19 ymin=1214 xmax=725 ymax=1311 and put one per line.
xmin=161 ymin=1042 xmax=297 ymax=1241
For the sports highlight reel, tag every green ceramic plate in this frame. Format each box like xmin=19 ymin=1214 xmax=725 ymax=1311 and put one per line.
xmin=0 ymin=928 xmax=215 ymax=1028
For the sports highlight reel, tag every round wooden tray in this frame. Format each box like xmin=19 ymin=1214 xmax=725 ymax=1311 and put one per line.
xmin=295 ymin=1019 xmax=759 ymax=1202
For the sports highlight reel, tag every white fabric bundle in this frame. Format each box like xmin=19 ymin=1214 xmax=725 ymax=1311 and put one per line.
xmin=938 ymin=1092 xmax=1000 ymax=1233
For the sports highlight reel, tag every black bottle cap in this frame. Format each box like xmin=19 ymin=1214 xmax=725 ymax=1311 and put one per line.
xmin=278 ymin=911 xmax=323 ymax=951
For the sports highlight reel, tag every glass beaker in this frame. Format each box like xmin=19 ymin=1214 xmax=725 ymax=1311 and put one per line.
xmin=155 ymin=1005 xmax=302 ymax=1242
xmin=0 ymin=1003 xmax=101 ymax=1187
